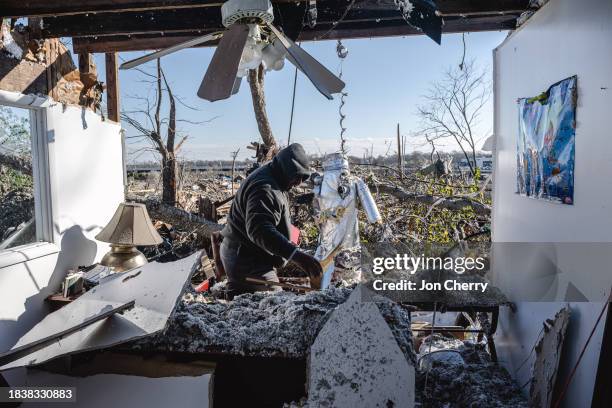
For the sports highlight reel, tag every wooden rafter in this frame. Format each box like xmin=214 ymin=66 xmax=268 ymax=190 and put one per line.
xmin=2 ymin=0 xmax=530 ymax=18
xmin=3 ymin=0 xmax=530 ymax=54
xmin=72 ymin=13 xmax=519 ymax=53
xmin=105 ymin=53 xmax=120 ymax=122
xmin=39 ymin=0 xmax=529 ymax=39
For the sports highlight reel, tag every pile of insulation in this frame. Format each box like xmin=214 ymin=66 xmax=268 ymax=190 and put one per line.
xmin=416 ymin=335 xmax=528 ymax=407
xmin=132 ymin=286 xmax=415 ymax=360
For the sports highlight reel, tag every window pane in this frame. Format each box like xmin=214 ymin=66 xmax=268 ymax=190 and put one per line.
xmin=0 ymin=106 xmax=37 ymax=249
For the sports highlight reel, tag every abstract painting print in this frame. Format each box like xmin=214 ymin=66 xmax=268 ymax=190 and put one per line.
xmin=517 ymin=76 xmax=577 ymax=204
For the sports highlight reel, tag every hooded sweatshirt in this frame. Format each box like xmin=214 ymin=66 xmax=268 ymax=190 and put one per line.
xmin=221 ymin=143 xmax=312 ymax=267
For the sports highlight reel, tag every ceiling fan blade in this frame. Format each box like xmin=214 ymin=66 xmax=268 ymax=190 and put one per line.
xmin=198 ymin=23 xmax=250 ymax=102
xmin=267 ymin=24 xmax=345 ymax=100
xmin=231 ymin=76 xmax=242 ymax=95
xmin=120 ymin=32 xmax=223 ymax=70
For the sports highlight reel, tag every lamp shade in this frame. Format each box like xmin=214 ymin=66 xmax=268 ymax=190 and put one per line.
xmin=96 ymin=203 xmax=163 ymax=246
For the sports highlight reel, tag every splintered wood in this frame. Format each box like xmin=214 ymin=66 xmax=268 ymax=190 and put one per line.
xmin=529 ymin=306 xmax=571 ymax=408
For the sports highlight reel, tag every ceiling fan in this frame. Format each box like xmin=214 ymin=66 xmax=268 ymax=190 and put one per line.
xmin=120 ymin=0 xmax=345 ymax=102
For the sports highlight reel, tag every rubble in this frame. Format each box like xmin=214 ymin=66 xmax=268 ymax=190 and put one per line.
xmin=416 ymin=336 xmax=528 ymax=408
xmin=131 ymin=286 xmax=416 ymax=360
xmin=132 ymin=287 xmax=352 ymax=357
xmin=137 ymin=198 xmax=222 ymax=260
xmin=127 ymin=172 xmax=236 ymax=214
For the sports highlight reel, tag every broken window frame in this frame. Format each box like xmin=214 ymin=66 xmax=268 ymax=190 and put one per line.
xmin=0 ymin=90 xmax=57 ymax=267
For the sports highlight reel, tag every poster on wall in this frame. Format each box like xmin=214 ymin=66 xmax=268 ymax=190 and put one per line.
xmin=516 ymin=75 xmax=577 ymax=205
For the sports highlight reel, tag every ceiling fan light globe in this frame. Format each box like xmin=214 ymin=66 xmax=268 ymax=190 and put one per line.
xmin=240 ymin=44 xmax=263 ymax=70
xmin=273 ymin=59 xmax=285 ymax=71
xmin=262 ymin=41 xmax=286 ymax=71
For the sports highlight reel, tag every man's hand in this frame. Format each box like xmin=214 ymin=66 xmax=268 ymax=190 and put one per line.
xmin=290 ymin=250 xmax=323 ymax=278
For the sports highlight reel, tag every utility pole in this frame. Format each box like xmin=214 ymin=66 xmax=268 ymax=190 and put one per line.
xmin=396 ymin=123 xmax=403 ymax=180
xmin=230 ymin=148 xmax=240 ymax=195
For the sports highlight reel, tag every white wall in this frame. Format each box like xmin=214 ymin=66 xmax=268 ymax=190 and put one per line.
xmin=0 ymin=103 xmax=125 ymax=353
xmin=492 ymin=0 xmax=612 ymax=243
xmin=491 ymin=0 xmax=612 ymax=406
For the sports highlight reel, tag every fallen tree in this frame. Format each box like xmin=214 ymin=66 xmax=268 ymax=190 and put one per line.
xmin=371 ymin=182 xmax=491 ymax=216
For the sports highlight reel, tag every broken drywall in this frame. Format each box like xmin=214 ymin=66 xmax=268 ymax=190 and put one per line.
xmin=307 ymin=286 xmax=415 ymax=407
xmin=529 ymin=306 xmax=571 ymax=408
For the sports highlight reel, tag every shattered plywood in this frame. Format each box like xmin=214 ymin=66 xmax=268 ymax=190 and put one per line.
xmin=0 ymin=22 xmax=103 ymax=109
xmin=529 ymin=306 xmax=571 ymax=408
xmin=307 ymin=286 xmax=415 ymax=407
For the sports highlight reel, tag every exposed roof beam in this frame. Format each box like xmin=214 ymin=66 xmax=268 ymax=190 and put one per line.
xmin=6 ymin=0 xmax=530 ymax=19
xmin=299 ymin=14 xmax=518 ymax=42
xmin=4 ymin=0 xmax=270 ymax=18
xmin=73 ymin=14 xmax=518 ymax=53
xmin=42 ymin=8 xmax=223 ymax=38
xmin=41 ymin=0 xmax=528 ymax=39
xmin=43 ymin=5 xmax=406 ymax=38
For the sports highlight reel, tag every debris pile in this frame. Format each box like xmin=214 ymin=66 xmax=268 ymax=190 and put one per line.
xmin=137 ymin=199 xmax=221 ymax=262
xmin=132 ymin=286 xmax=416 ymax=360
xmin=127 ymin=172 xmax=237 ymax=215
xmin=133 ymin=287 xmax=353 ymax=357
xmin=416 ymin=335 xmax=528 ymax=407
xmin=139 ymin=220 xmax=200 ymax=262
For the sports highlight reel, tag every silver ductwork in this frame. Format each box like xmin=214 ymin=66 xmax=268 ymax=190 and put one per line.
xmin=312 ymin=153 xmax=381 ymax=288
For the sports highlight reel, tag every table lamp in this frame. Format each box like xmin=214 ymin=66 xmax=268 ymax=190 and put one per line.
xmin=95 ymin=202 xmax=163 ymax=272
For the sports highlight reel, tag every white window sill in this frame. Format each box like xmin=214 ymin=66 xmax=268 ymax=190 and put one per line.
xmin=0 ymin=242 xmax=60 ymax=269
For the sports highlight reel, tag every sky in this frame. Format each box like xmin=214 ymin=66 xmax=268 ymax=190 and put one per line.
xmin=90 ymin=30 xmax=509 ymax=163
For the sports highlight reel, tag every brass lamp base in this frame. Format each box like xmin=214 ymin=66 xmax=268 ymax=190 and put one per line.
xmin=100 ymin=244 xmax=148 ymax=273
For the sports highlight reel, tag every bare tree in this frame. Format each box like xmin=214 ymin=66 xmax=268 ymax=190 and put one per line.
xmin=415 ymin=60 xmax=490 ymax=178
xmin=248 ymin=64 xmax=278 ymax=162
xmin=0 ymin=107 xmax=30 ymax=158
xmin=122 ymin=59 xmax=211 ymax=206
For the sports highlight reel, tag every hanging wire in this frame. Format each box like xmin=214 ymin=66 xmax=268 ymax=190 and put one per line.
xmin=282 ymin=3 xmax=308 ymax=145
xmin=287 ymin=65 xmax=299 ymax=145
xmin=336 ymin=40 xmax=349 ymax=153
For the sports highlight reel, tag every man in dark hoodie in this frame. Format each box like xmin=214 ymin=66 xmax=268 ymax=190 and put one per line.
xmin=220 ymin=143 xmax=323 ymax=298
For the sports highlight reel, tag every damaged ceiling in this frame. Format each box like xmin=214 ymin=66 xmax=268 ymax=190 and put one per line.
xmin=0 ymin=25 xmax=104 ymax=109
xmin=2 ymin=0 xmax=533 ymax=54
